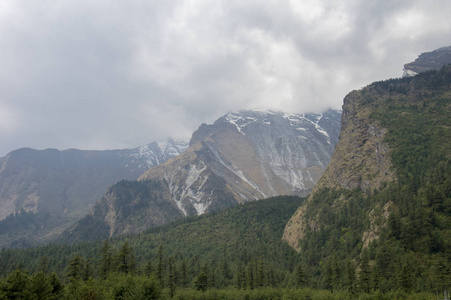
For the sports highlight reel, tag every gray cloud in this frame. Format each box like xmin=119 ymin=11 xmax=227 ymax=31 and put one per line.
xmin=1 ymin=0 xmax=450 ymax=156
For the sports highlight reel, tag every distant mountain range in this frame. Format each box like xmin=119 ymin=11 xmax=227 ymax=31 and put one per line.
xmin=63 ymin=109 xmax=341 ymax=241
xmin=0 ymin=139 xmax=189 ymax=247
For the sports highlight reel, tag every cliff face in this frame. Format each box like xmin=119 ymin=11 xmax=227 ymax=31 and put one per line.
xmin=283 ymin=64 xmax=451 ymax=253
xmin=0 ymin=139 xmax=188 ymax=247
xmin=66 ymin=109 xmax=341 ymax=240
xmin=283 ymin=91 xmax=395 ymax=250
xmin=310 ymin=92 xmax=394 ymax=193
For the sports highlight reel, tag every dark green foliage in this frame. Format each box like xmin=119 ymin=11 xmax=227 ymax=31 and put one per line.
xmin=194 ymin=271 xmax=209 ymax=292
xmin=293 ymin=66 xmax=451 ymax=295
xmin=358 ymin=249 xmax=371 ymax=293
xmin=99 ymin=240 xmax=112 ymax=278
xmin=117 ymin=241 xmax=136 ymax=274
xmin=0 ymin=196 xmax=304 ymax=295
xmin=0 ymin=270 xmax=63 ymax=299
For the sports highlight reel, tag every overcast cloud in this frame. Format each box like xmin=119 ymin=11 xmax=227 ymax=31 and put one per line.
xmin=0 ymin=0 xmax=450 ymax=156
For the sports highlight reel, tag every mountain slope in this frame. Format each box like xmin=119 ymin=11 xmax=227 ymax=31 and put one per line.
xmin=403 ymin=45 xmax=451 ymax=76
xmin=66 ymin=109 xmax=341 ymax=240
xmin=284 ymin=65 xmax=451 ymax=291
xmin=0 ymin=139 xmax=188 ymax=247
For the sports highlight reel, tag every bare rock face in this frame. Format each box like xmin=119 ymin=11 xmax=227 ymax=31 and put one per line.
xmin=403 ymin=46 xmax=451 ymax=76
xmin=0 ymin=139 xmax=188 ymax=247
xmin=66 ymin=109 xmax=341 ymax=240
xmin=283 ymin=92 xmax=395 ymax=251
xmin=139 ymin=109 xmax=341 ymax=217
xmin=311 ymin=92 xmax=394 ymax=193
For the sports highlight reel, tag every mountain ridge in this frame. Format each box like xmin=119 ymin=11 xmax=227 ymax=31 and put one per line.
xmin=0 ymin=138 xmax=189 ymax=247
xmin=283 ymin=65 xmax=451 ymax=293
xmin=64 ymin=108 xmax=341 ymax=240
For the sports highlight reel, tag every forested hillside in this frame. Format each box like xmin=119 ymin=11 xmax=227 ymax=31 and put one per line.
xmin=0 ymin=196 xmax=312 ymax=299
xmin=284 ymin=65 xmax=451 ymax=294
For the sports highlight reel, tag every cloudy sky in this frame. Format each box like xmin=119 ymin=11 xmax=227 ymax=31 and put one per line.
xmin=1 ymin=0 xmax=450 ymax=156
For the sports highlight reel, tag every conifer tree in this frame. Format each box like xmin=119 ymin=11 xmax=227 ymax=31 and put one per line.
xmin=295 ymin=263 xmax=307 ymax=288
xmin=117 ymin=242 xmax=131 ymax=274
xmin=343 ymin=259 xmax=356 ymax=294
xmin=99 ymin=240 xmax=112 ymax=278
xmin=66 ymin=255 xmax=83 ymax=281
xmin=194 ymin=271 xmax=208 ymax=292
xmin=168 ymin=257 xmax=176 ymax=298
xmin=396 ymin=257 xmax=413 ymax=293
xmin=331 ymin=256 xmax=341 ymax=291
xmin=180 ymin=260 xmax=188 ymax=288
xmin=236 ymin=261 xmax=246 ymax=289
xmin=358 ymin=250 xmax=371 ymax=293
xmin=157 ymin=245 xmax=163 ymax=284
xmin=323 ymin=260 xmax=333 ymax=291
xmin=29 ymin=272 xmax=52 ymax=300
xmin=144 ymin=260 xmax=153 ymax=278
xmin=247 ymin=261 xmax=255 ymax=290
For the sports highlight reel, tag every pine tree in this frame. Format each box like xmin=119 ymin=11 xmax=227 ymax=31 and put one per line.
xmin=358 ymin=250 xmax=371 ymax=293
xmin=144 ymin=260 xmax=153 ymax=278
xmin=247 ymin=262 xmax=255 ymax=290
xmin=48 ymin=273 xmax=63 ymax=298
xmin=194 ymin=271 xmax=209 ymax=292
xmin=66 ymin=255 xmax=83 ymax=281
xmin=39 ymin=256 xmax=49 ymax=274
xmin=267 ymin=265 xmax=277 ymax=288
xmin=396 ymin=257 xmax=413 ymax=293
xmin=83 ymin=260 xmax=93 ymax=281
xmin=343 ymin=259 xmax=356 ymax=294
xmin=99 ymin=240 xmax=113 ymax=278
xmin=157 ymin=245 xmax=163 ymax=284
xmin=168 ymin=257 xmax=176 ymax=298
xmin=29 ymin=272 xmax=52 ymax=300
xmin=236 ymin=261 xmax=246 ymax=289
xmin=331 ymin=256 xmax=341 ymax=291
xmin=295 ymin=263 xmax=307 ymax=288
xmin=180 ymin=260 xmax=188 ymax=288
xmin=323 ymin=260 xmax=333 ymax=291
xmin=117 ymin=242 xmax=131 ymax=274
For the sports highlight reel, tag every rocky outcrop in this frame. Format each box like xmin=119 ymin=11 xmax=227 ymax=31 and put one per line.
xmin=311 ymin=92 xmax=394 ymax=193
xmin=283 ymin=91 xmax=395 ymax=251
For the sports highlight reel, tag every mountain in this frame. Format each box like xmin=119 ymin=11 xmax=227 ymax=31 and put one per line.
xmin=283 ymin=64 xmax=451 ymax=291
xmin=403 ymin=45 xmax=451 ymax=76
xmin=0 ymin=139 xmax=189 ymax=247
xmin=65 ymin=109 xmax=341 ymax=240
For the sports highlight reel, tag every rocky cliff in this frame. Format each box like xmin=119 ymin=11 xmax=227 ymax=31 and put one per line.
xmin=0 ymin=139 xmax=188 ymax=247
xmin=284 ymin=63 xmax=451 ymax=252
xmin=65 ymin=109 xmax=341 ymax=240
